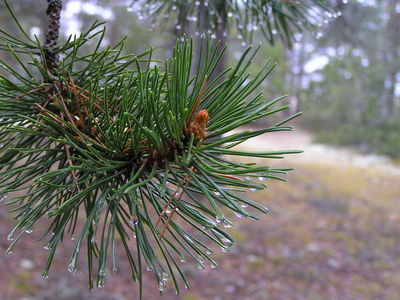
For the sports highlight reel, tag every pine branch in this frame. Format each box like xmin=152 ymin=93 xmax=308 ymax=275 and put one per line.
xmin=132 ymin=0 xmax=336 ymax=47
xmin=44 ymin=0 xmax=62 ymax=75
xmin=0 ymin=2 xmax=302 ymax=297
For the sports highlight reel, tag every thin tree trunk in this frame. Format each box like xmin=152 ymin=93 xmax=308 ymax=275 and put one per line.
xmin=211 ymin=0 xmax=227 ymax=84
xmin=194 ymin=0 xmax=208 ymax=75
xmin=380 ymin=0 xmax=399 ymax=119
xmin=214 ymin=17 xmax=226 ymax=83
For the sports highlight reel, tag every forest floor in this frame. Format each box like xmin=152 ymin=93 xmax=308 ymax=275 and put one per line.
xmin=1 ymin=129 xmax=400 ymax=300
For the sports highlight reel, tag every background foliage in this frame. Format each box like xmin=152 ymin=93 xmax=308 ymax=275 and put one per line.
xmin=0 ymin=0 xmax=392 ymax=157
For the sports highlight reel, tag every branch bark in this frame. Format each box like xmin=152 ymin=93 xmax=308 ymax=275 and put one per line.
xmin=44 ymin=0 xmax=62 ymax=75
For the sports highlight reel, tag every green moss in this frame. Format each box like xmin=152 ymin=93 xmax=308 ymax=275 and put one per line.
xmin=12 ymin=274 xmax=32 ymax=293
xmin=246 ymin=257 xmax=267 ymax=271
xmin=230 ymin=229 xmax=246 ymax=243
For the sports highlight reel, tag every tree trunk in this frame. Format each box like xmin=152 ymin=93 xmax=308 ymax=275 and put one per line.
xmin=380 ymin=0 xmax=400 ymax=119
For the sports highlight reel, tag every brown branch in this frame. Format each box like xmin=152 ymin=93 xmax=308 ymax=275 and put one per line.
xmin=216 ymin=173 xmax=244 ymax=181
xmin=14 ymin=87 xmax=47 ymax=101
xmin=67 ymin=77 xmax=117 ymax=121
xmin=156 ymin=166 xmax=195 ymax=237
xmin=64 ymin=144 xmax=82 ymax=193
xmin=160 ymin=185 xmax=187 ymax=237
xmin=44 ymin=0 xmax=63 ymax=75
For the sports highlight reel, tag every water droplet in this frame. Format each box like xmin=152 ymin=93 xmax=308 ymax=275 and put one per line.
xmin=197 ymin=263 xmax=205 ymax=270
xmin=146 ymin=265 xmax=154 ymax=272
xmin=166 ymin=208 xmax=172 ymax=214
xmin=221 ymin=247 xmax=229 ymax=253
xmin=5 ymin=248 xmax=12 ymax=254
xmin=179 ymin=255 xmax=186 ymax=263
xmin=234 ymin=212 xmax=246 ymax=219
xmin=161 ymin=272 xmax=169 ymax=281
xmin=172 ymin=5 xmax=177 ymax=10
xmin=195 ymin=0 xmax=200 ymax=5
xmin=241 ymin=42 xmax=246 ymax=47
xmin=97 ymin=279 xmax=105 ymax=288
xmin=44 ymin=244 xmax=51 ymax=250
xmin=206 ymin=249 xmax=213 ymax=255
xmin=0 ymin=192 xmax=7 ymax=202
xmin=222 ymin=237 xmax=233 ymax=249
xmin=223 ymin=218 xmax=234 ymax=228
xmin=42 ymin=272 xmax=49 ymax=279
xmin=68 ymin=263 xmax=76 ymax=273
xmin=210 ymin=262 xmax=218 ymax=269
xmin=227 ymin=12 xmax=233 ymax=17
xmin=129 ymin=219 xmax=138 ymax=226
xmin=71 ymin=234 xmax=75 ymax=241
xmin=25 ymin=228 xmax=33 ymax=234
xmin=258 ymin=176 xmax=267 ymax=181
xmin=184 ymin=283 xmax=190 ymax=289
xmin=187 ymin=16 xmax=198 ymax=22
xmin=159 ymin=281 xmax=167 ymax=292
xmin=215 ymin=215 xmax=223 ymax=225
xmin=198 ymin=256 xmax=205 ymax=263
xmin=237 ymin=34 xmax=243 ymax=39
xmin=240 ymin=203 xmax=248 ymax=208
xmin=250 ymin=188 xmax=257 ymax=192
xmin=245 ymin=176 xmax=251 ymax=180
xmin=213 ymin=191 xmax=221 ymax=196
xmin=211 ymin=34 xmax=216 ymax=39
xmin=184 ymin=234 xmax=193 ymax=243
xmin=262 ymin=206 xmax=270 ymax=213
xmin=7 ymin=232 xmax=14 ymax=241
xmin=176 ymin=24 xmax=182 ymax=30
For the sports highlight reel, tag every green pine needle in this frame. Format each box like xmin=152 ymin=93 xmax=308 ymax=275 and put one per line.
xmin=134 ymin=0 xmax=335 ymax=46
xmin=0 ymin=4 xmax=301 ymax=297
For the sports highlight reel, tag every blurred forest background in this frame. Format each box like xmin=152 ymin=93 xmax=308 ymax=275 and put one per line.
xmin=1 ymin=1 xmax=400 ymax=300
xmin=1 ymin=0 xmax=399 ymax=157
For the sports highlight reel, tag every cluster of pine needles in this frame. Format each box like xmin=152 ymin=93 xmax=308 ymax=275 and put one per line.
xmin=0 ymin=2 xmax=300 ymax=296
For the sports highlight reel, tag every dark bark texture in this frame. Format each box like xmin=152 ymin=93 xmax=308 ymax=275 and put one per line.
xmin=44 ymin=0 xmax=62 ymax=75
